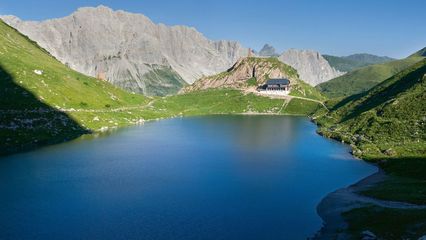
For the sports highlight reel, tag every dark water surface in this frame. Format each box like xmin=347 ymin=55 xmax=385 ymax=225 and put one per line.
xmin=0 ymin=116 xmax=376 ymax=239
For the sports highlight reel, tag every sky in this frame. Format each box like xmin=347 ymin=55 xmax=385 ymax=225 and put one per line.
xmin=1 ymin=0 xmax=425 ymax=58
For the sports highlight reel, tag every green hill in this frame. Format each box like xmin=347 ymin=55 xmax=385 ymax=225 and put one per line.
xmin=314 ymin=59 xmax=426 ymax=239
xmin=315 ymin=58 xmax=426 ymax=159
xmin=410 ymin=47 xmax=426 ymax=57
xmin=0 ymin=19 xmax=159 ymax=154
xmin=323 ymin=53 xmax=394 ymax=72
xmin=317 ymin=52 xmax=425 ymax=98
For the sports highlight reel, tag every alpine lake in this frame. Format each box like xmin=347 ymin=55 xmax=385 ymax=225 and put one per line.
xmin=0 ymin=115 xmax=376 ymax=239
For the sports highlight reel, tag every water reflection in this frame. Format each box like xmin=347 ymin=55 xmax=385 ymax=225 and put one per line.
xmin=194 ymin=115 xmax=301 ymax=151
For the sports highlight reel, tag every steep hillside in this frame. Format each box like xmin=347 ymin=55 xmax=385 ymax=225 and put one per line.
xmin=314 ymin=59 xmax=426 ymax=239
xmin=278 ymin=49 xmax=344 ymax=86
xmin=1 ymin=5 xmax=247 ymax=96
xmin=0 ymin=19 xmax=157 ymax=155
xmin=314 ymin=58 xmax=426 ymax=159
xmin=410 ymin=47 xmax=426 ymax=57
xmin=323 ymin=53 xmax=394 ymax=72
xmin=317 ymin=51 xmax=425 ymax=98
xmin=183 ymin=57 xmax=325 ymax=101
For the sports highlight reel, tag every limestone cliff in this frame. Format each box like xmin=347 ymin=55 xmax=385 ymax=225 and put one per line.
xmin=279 ymin=49 xmax=344 ymax=86
xmin=1 ymin=6 xmax=248 ymax=96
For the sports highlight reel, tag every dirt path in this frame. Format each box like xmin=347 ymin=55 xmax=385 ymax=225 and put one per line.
xmin=278 ymin=98 xmax=290 ymax=113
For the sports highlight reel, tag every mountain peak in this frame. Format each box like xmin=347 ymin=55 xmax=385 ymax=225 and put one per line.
xmin=76 ymin=5 xmax=114 ymax=13
xmin=258 ymin=44 xmax=279 ymax=57
xmin=0 ymin=15 xmax=22 ymax=26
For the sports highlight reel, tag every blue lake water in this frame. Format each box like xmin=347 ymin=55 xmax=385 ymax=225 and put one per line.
xmin=0 ymin=116 xmax=376 ymax=239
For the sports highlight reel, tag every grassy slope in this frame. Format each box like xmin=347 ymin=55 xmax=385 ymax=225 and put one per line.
xmin=0 ymin=20 xmax=157 ymax=154
xmin=315 ymin=59 xmax=426 ymax=160
xmin=317 ymin=54 xmax=425 ymax=98
xmin=289 ymin=79 xmax=326 ymax=101
xmin=343 ymin=206 xmax=426 ymax=240
xmin=139 ymin=65 xmax=187 ymax=96
xmin=323 ymin=54 xmax=394 ymax=72
xmin=154 ymin=89 xmax=322 ymax=117
xmin=314 ymin=59 xmax=426 ymax=239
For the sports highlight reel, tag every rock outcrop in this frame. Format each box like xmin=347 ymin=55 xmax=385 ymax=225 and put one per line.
xmin=278 ymin=49 xmax=344 ymax=86
xmin=1 ymin=6 xmax=248 ymax=96
xmin=183 ymin=57 xmax=299 ymax=92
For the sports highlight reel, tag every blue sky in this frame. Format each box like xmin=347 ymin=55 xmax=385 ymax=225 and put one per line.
xmin=1 ymin=0 xmax=425 ymax=58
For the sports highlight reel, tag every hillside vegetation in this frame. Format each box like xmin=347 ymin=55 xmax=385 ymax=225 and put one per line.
xmin=0 ymin=19 xmax=157 ymax=154
xmin=317 ymin=51 xmax=425 ymax=98
xmin=314 ymin=59 xmax=426 ymax=238
xmin=323 ymin=53 xmax=394 ymax=72
xmin=315 ymin=58 xmax=426 ymax=159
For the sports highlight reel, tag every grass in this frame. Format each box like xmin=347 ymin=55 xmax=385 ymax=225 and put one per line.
xmin=139 ymin=65 xmax=187 ymax=96
xmin=246 ymin=77 xmax=257 ymax=86
xmin=317 ymin=54 xmax=425 ymax=98
xmin=281 ymin=98 xmax=321 ymax=115
xmin=312 ymin=56 xmax=426 ymax=239
xmin=0 ymin=19 xmax=153 ymax=154
xmin=155 ymin=89 xmax=286 ymax=115
xmin=314 ymin=59 xmax=426 ymax=161
xmin=343 ymin=206 xmax=426 ymax=240
xmin=362 ymin=175 xmax=426 ymax=205
xmin=289 ymin=80 xmax=326 ymax=101
xmin=323 ymin=54 xmax=394 ymax=72
xmin=361 ymin=157 xmax=426 ymax=204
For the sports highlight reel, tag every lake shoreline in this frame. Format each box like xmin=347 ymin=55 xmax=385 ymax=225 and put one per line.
xmin=1 ymin=113 xmax=386 ymax=239
xmin=312 ymin=169 xmax=384 ymax=239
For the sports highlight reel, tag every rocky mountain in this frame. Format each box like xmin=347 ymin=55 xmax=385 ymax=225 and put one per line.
xmin=1 ymin=6 xmax=248 ymax=96
xmin=317 ymin=48 xmax=426 ymax=98
xmin=258 ymin=44 xmax=279 ymax=57
xmin=323 ymin=53 xmax=395 ymax=72
xmin=278 ymin=49 xmax=344 ymax=86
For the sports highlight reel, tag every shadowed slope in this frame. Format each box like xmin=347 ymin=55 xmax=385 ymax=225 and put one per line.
xmin=0 ymin=19 xmax=152 ymax=155
xmin=0 ymin=65 xmax=89 ymax=155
